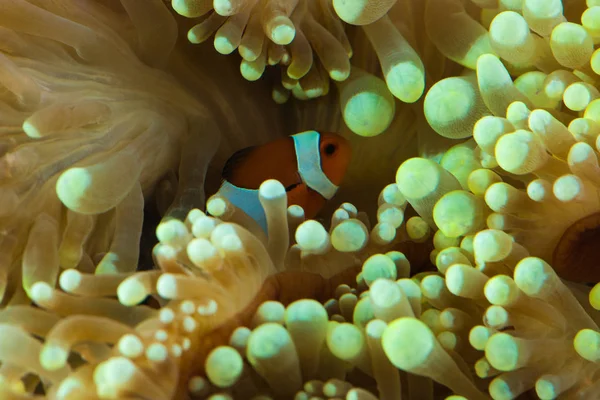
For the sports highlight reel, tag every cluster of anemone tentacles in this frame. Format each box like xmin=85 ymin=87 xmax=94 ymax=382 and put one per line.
xmin=3 ymin=0 xmax=600 ymax=400
xmin=0 ymin=1 xmax=200 ymax=304
xmin=12 ymin=174 xmax=600 ymax=400
xmin=170 ymin=0 xmax=429 ymax=138
xmin=170 ymin=0 xmax=424 ymax=99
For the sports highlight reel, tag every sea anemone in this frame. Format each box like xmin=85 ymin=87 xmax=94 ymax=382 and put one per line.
xmin=1 ymin=0 xmax=190 ymax=301
xmin=2 ymin=0 xmax=600 ymax=399
xmin=171 ymin=0 xmax=425 ymax=107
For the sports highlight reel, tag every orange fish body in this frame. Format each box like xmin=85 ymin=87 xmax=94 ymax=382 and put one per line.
xmin=218 ymin=130 xmax=351 ymax=231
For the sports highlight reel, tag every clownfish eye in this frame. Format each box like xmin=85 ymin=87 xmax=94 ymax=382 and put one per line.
xmin=324 ymin=143 xmax=337 ymax=156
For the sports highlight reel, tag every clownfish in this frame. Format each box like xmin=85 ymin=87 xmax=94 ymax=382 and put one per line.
xmin=218 ymin=130 xmax=352 ymax=232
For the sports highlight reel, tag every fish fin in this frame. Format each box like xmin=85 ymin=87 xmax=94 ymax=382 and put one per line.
xmin=285 ymin=183 xmax=301 ymax=192
xmin=221 ymin=145 xmax=257 ymax=181
xmin=286 ymin=183 xmax=308 ymax=206
xmin=285 ymin=172 xmax=303 ymax=192
xmin=287 ymin=183 xmax=327 ymax=219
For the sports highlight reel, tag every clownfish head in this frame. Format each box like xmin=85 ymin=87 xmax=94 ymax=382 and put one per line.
xmin=317 ymin=131 xmax=352 ymax=188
